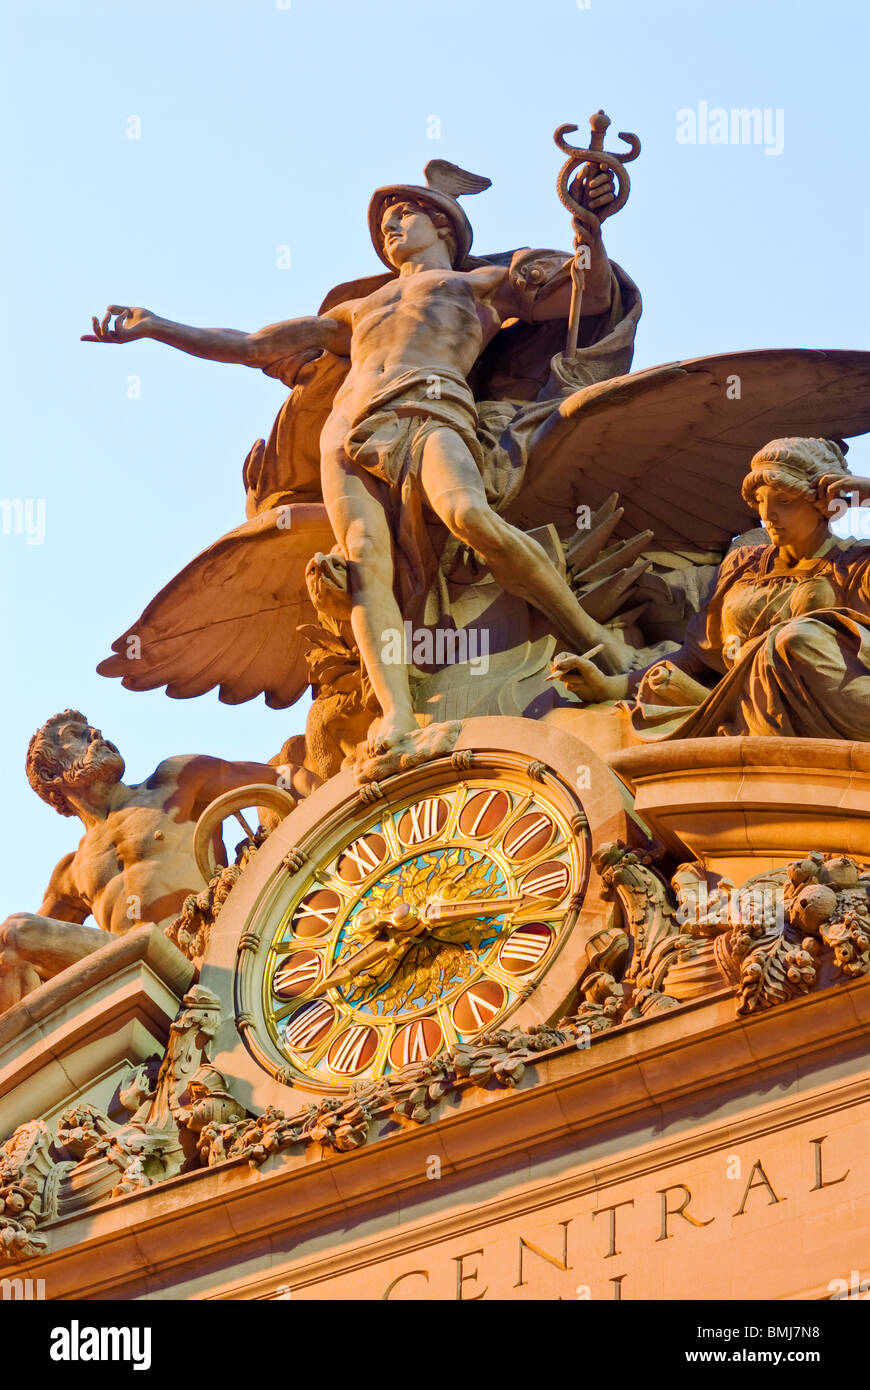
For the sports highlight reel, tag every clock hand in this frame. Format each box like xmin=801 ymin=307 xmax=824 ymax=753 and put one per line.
xmin=306 ymin=897 xmax=538 ymax=1002
xmin=423 ymin=894 xmax=532 ymax=926
xmin=306 ymin=902 xmax=426 ymax=999
xmin=306 ymin=936 xmax=404 ymax=998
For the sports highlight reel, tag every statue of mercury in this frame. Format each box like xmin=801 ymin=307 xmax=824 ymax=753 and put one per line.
xmin=84 ymin=162 xmax=624 ymax=774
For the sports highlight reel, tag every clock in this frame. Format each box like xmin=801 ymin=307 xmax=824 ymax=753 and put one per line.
xmin=201 ymin=718 xmax=630 ymax=1103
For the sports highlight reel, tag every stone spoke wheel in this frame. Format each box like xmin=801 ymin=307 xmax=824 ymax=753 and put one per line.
xmin=193 ymin=784 xmax=299 ymax=883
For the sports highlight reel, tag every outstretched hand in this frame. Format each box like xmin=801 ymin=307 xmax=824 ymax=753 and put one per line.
xmin=81 ymin=305 xmax=155 ymax=344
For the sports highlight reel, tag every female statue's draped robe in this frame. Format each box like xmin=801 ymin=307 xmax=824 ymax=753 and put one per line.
xmin=631 ymin=536 xmax=870 ymax=740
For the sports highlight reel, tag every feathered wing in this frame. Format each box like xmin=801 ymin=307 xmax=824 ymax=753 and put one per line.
xmin=506 ymin=349 xmax=870 ymax=548
xmin=97 ymin=504 xmax=336 ymax=708
xmin=424 ymin=160 xmax=492 ymax=197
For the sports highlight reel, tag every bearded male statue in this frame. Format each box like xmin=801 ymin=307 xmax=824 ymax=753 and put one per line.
xmin=0 ymin=710 xmax=319 ymax=1011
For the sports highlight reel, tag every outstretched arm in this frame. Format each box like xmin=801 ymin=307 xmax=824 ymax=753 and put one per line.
xmin=564 ymin=165 xmax=618 ymax=316
xmin=153 ymin=754 xmax=319 ymax=822
xmin=184 ymin=755 xmax=321 ymax=813
xmin=82 ymin=304 xmax=351 ymax=367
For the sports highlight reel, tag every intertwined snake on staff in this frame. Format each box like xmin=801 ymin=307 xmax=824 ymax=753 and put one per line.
xmin=553 ymin=111 xmax=641 ymax=358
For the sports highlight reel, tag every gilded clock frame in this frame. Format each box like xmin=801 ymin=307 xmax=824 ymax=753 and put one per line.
xmin=199 ymin=717 xmax=631 ymax=1108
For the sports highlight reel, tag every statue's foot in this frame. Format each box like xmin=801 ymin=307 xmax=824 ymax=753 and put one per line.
xmin=363 ymin=714 xmax=417 ymax=758
xmin=355 ymin=719 xmax=463 ymax=785
xmin=364 ymin=722 xmax=405 ymax=756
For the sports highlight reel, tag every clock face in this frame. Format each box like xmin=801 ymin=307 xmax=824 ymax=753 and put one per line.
xmin=253 ymin=763 xmax=590 ymax=1092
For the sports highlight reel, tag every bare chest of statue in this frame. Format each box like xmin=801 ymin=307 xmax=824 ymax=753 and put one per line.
xmin=72 ymin=796 xmax=198 ymax=929
xmin=350 ymin=270 xmax=493 ymax=373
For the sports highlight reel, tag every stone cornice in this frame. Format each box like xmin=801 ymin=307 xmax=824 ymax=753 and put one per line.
xmin=13 ymin=974 xmax=870 ymax=1298
xmin=0 ymin=926 xmax=194 ymax=1137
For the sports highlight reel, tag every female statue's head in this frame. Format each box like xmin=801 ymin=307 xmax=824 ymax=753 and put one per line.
xmin=741 ymin=437 xmax=849 ymax=551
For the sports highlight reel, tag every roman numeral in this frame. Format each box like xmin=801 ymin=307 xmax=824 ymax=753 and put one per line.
xmin=294 ymin=894 xmax=340 ymax=932
xmin=283 ymin=1000 xmax=335 ymax=1052
xmin=503 ymin=813 xmax=553 ymax=859
xmin=399 ymin=1022 xmax=430 ymax=1064
xmin=338 ymin=834 xmax=386 ymax=881
xmin=274 ymin=953 xmax=320 ymax=995
xmin=461 ymin=795 xmax=500 ymax=834
xmin=388 ymin=1019 xmax=442 ymax=1069
xmin=328 ymin=1024 xmax=377 ymax=1075
xmin=398 ymin=797 xmax=447 ymax=845
xmin=521 ymin=862 xmax=569 ymax=899
xmin=463 ymin=989 xmax=502 ymax=1028
xmin=501 ymin=929 xmax=551 ymax=967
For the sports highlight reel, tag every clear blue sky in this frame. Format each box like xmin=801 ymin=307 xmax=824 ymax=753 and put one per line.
xmin=1 ymin=0 xmax=868 ymax=912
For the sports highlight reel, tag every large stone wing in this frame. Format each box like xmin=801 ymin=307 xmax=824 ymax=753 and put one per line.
xmin=505 ymin=349 xmax=870 ymax=547
xmin=97 ymin=504 xmax=336 ymax=708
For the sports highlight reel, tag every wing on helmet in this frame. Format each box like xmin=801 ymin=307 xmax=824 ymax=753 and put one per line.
xmin=97 ymin=505 xmax=336 ymax=708
xmin=507 ymin=348 xmax=870 ymax=548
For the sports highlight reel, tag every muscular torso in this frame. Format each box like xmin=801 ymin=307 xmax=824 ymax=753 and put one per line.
xmin=66 ymin=781 xmax=202 ymax=933
xmin=328 ymin=266 xmax=506 ymax=433
xmin=44 ymin=753 xmax=298 ymax=935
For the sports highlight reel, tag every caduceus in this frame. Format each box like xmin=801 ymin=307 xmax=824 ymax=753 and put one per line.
xmin=554 ymin=111 xmax=641 ymax=359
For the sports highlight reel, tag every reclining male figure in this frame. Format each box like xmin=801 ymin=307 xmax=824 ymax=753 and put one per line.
xmin=0 ymin=711 xmax=317 ymax=1010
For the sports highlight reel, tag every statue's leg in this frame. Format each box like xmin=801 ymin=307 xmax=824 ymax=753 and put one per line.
xmin=320 ymin=447 xmax=418 ymax=750
xmin=0 ymin=913 xmax=109 ymax=1012
xmin=0 ymin=949 xmax=41 ymax=1012
xmin=418 ymin=428 xmax=627 ymax=670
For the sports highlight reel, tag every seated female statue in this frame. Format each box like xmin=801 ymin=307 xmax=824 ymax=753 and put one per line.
xmin=552 ymin=437 xmax=870 ymax=740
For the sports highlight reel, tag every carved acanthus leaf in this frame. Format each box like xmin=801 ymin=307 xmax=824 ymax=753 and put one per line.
xmin=0 ymin=985 xmax=245 ymax=1260
xmin=567 ymin=844 xmax=870 ymax=1032
xmin=166 ymin=834 xmax=267 ymax=962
